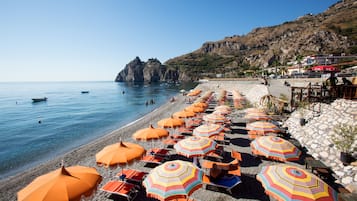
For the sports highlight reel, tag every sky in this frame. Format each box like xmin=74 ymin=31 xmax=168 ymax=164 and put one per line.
xmin=0 ymin=0 xmax=339 ymax=82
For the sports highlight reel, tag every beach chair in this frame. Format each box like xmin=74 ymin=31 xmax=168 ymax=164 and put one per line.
xmin=116 ymin=169 xmax=148 ymax=184
xmin=147 ymin=148 xmax=171 ymax=158
xmin=228 ymin=166 xmax=241 ymax=176
xmin=202 ymin=174 xmax=241 ymax=194
xmin=100 ymin=180 xmax=138 ymax=201
xmin=231 ymin=150 xmax=242 ymax=162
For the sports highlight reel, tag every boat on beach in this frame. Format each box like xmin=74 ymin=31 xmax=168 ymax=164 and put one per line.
xmin=32 ymin=97 xmax=47 ymax=102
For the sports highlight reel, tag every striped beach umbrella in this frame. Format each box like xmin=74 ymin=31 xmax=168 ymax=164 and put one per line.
xmin=174 ymin=136 xmax=217 ymax=158
xmin=143 ymin=160 xmax=203 ymax=201
xmin=257 ymin=164 xmax=338 ymax=201
xmin=215 ymin=105 xmax=232 ymax=111
xmin=244 ymin=112 xmax=271 ymax=121
xmin=250 ymin=136 xmax=301 ymax=161
xmin=246 ymin=121 xmax=280 ymax=135
xmin=193 ymin=123 xmax=224 ymax=138
xmin=203 ymin=113 xmax=227 ymax=124
xmin=245 ymin=108 xmax=264 ymax=113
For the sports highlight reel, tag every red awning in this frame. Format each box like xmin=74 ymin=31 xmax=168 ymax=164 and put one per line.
xmin=310 ymin=65 xmax=340 ymax=72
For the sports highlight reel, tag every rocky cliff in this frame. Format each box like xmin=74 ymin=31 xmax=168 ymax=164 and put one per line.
xmin=165 ymin=0 xmax=356 ymax=80
xmin=116 ymin=0 xmax=356 ymax=82
xmin=115 ymin=57 xmax=179 ymax=82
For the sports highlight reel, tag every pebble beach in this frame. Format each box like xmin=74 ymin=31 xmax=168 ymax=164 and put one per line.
xmin=1 ymin=79 xmax=356 ymax=201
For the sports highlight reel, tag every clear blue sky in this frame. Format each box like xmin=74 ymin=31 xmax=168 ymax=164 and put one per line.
xmin=1 ymin=0 xmax=338 ymax=82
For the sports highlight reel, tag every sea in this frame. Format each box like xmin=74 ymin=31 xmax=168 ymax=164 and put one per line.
xmin=0 ymin=81 xmax=197 ymax=180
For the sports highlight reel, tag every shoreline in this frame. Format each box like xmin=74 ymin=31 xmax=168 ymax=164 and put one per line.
xmin=0 ymin=92 xmax=188 ymax=200
xmin=2 ymin=79 xmax=352 ymax=200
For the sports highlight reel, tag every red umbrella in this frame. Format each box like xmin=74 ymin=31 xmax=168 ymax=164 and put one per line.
xmin=311 ymin=65 xmax=340 ymax=72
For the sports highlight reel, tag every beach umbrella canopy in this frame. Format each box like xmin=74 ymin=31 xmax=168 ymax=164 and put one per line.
xmin=245 ymin=108 xmax=265 ymax=114
xmin=173 ymin=110 xmax=196 ymax=119
xmin=193 ymin=123 xmax=224 ymax=138
xmin=250 ymin=136 xmax=301 ymax=161
xmin=18 ymin=165 xmax=102 ymax=201
xmin=202 ymin=113 xmax=227 ymax=124
xmin=256 ymin=164 xmax=338 ymax=201
xmin=133 ymin=124 xmax=169 ymax=141
xmin=192 ymin=102 xmax=208 ymax=108
xmin=244 ymin=112 xmax=271 ymax=121
xmin=95 ymin=141 xmax=145 ymax=167
xmin=215 ymin=105 xmax=232 ymax=111
xmin=246 ymin=121 xmax=280 ymax=134
xmin=174 ymin=136 xmax=217 ymax=158
xmin=133 ymin=125 xmax=169 ymax=148
xmin=212 ymin=109 xmax=231 ymax=116
xmin=311 ymin=65 xmax=340 ymax=72
xmin=184 ymin=106 xmax=205 ymax=113
xmin=157 ymin=117 xmax=185 ymax=128
xmin=143 ymin=160 xmax=203 ymax=201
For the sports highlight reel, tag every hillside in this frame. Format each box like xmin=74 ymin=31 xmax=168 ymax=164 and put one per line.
xmin=165 ymin=0 xmax=357 ymax=81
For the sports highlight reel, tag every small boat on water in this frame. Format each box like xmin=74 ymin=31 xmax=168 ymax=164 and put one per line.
xmin=32 ymin=97 xmax=47 ymax=102
xmin=81 ymin=91 xmax=90 ymax=94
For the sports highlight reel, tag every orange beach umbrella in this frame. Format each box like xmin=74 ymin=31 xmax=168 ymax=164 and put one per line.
xmin=96 ymin=141 xmax=145 ymax=167
xmin=133 ymin=124 xmax=169 ymax=141
xmin=18 ymin=165 xmax=102 ymax=201
xmin=173 ymin=110 xmax=196 ymax=119
xmin=157 ymin=117 xmax=185 ymax=128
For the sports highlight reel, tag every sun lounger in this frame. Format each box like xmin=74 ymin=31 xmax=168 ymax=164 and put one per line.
xmin=231 ymin=150 xmax=242 ymax=162
xmin=101 ymin=180 xmax=138 ymax=201
xmin=147 ymin=148 xmax=170 ymax=157
xmin=116 ymin=169 xmax=148 ymax=183
xmin=202 ymin=174 xmax=241 ymax=194
xmin=140 ymin=155 xmax=164 ymax=164
xmin=202 ymin=159 xmax=239 ymax=171
xmin=178 ymin=127 xmax=193 ymax=135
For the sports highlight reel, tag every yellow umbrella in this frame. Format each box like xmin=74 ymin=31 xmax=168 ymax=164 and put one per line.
xmin=18 ymin=165 xmax=102 ymax=201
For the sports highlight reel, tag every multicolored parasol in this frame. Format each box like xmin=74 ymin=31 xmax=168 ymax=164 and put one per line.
xmin=193 ymin=124 xmax=224 ymax=138
xmin=202 ymin=113 xmax=227 ymax=124
xmin=244 ymin=112 xmax=271 ymax=121
xmin=250 ymin=136 xmax=301 ymax=161
xmin=246 ymin=121 xmax=280 ymax=135
xmin=174 ymin=136 xmax=217 ymax=158
xmin=143 ymin=160 xmax=203 ymax=201
xmin=256 ymin=164 xmax=338 ymax=201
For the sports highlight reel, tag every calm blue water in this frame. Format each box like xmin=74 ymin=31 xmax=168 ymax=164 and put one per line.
xmin=0 ymin=81 xmax=196 ymax=180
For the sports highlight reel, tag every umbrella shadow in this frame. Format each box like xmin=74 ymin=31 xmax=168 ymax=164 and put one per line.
xmin=230 ymin=174 xmax=270 ymax=201
xmin=230 ymin=137 xmax=251 ymax=147
xmin=231 ymin=128 xmax=248 ymax=134
xmin=232 ymin=122 xmax=246 ymax=127
xmin=240 ymin=153 xmax=262 ymax=167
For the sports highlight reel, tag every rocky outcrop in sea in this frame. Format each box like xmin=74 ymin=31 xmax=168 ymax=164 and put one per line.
xmin=115 ymin=57 xmax=180 ymax=82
